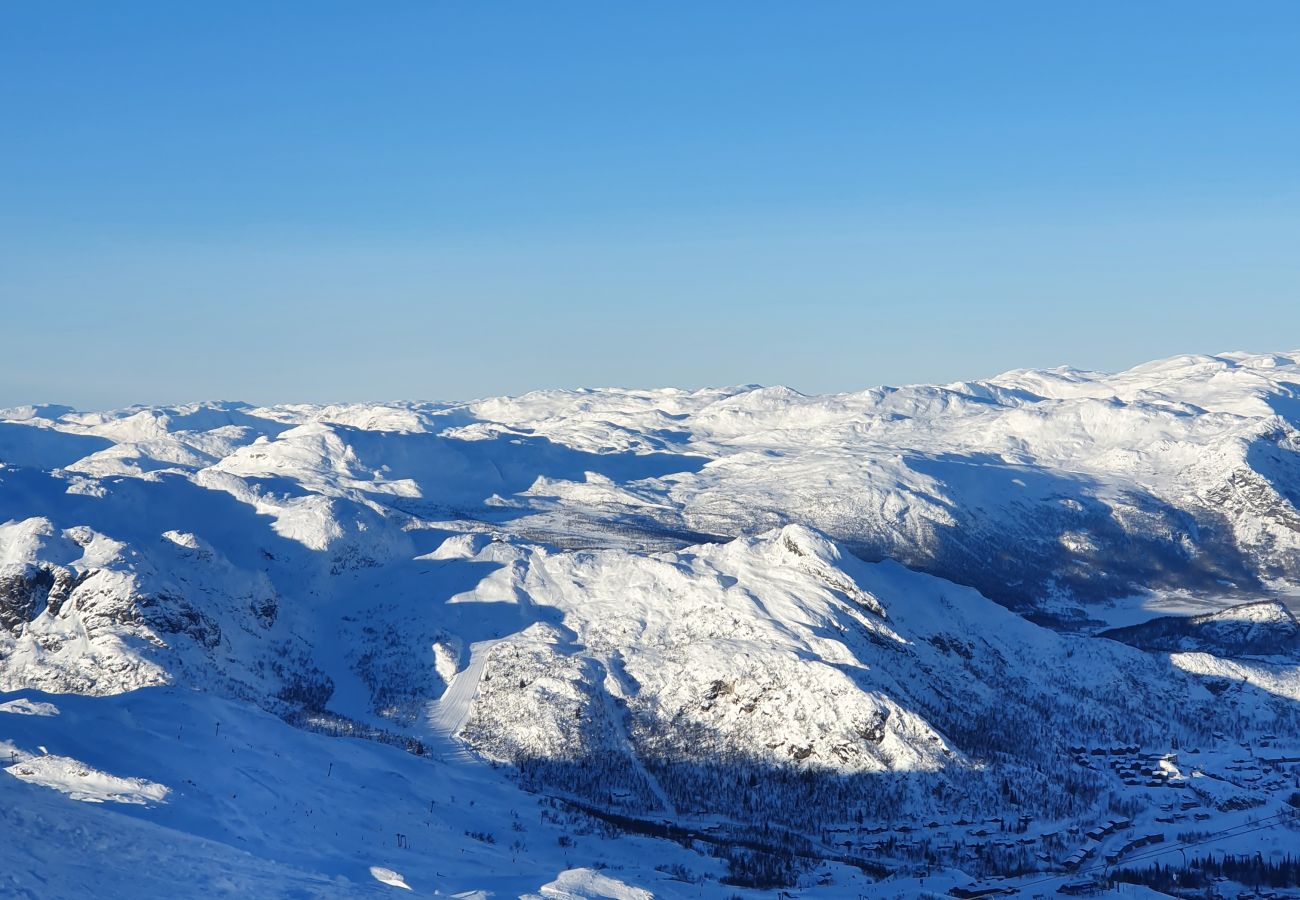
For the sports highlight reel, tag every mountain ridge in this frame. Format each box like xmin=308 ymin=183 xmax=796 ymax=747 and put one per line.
xmin=4 ymin=350 xmax=1300 ymax=896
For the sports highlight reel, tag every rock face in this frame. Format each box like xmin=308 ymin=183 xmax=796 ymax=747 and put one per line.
xmin=1101 ymin=600 xmax=1300 ymax=658
xmin=0 ymin=565 xmax=57 ymax=631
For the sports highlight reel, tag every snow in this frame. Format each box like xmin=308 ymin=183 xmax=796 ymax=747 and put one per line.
xmin=368 ymin=866 xmax=412 ymax=890
xmin=530 ymin=868 xmax=655 ymax=900
xmin=3 ymin=350 xmax=1300 ymax=896
xmin=428 ymin=639 xmax=495 ymax=738
xmin=0 ymin=697 xmax=58 ymax=716
xmin=3 ymin=745 xmax=170 ymax=805
xmin=0 ymin=687 xmax=735 ymax=898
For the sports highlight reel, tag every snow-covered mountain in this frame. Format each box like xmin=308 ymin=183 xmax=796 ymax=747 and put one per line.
xmin=4 ymin=351 xmax=1300 ymax=897
xmin=1100 ymin=600 xmax=1300 ymax=658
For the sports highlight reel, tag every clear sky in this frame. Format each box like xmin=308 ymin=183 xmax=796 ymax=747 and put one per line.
xmin=3 ymin=2 xmax=1298 ymax=408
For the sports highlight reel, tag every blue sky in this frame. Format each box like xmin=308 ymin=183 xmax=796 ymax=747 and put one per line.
xmin=3 ymin=2 xmax=1298 ymax=407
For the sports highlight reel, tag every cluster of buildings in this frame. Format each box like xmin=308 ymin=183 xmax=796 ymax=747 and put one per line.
xmin=1101 ymin=831 xmax=1165 ymax=865
xmin=1070 ymin=744 xmax=1188 ymax=789
xmin=1062 ymin=816 xmax=1132 ymax=870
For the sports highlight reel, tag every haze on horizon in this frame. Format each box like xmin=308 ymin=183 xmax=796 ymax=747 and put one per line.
xmin=3 ymin=2 xmax=1298 ymax=409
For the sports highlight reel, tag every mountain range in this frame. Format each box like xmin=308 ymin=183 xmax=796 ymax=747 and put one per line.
xmin=4 ymin=351 xmax=1300 ymax=897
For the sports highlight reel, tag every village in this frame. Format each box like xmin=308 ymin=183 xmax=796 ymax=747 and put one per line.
xmin=789 ymin=735 xmax=1300 ymax=898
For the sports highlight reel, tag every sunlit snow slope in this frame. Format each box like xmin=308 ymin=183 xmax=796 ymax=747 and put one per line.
xmin=3 ymin=351 xmax=1300 ymax=896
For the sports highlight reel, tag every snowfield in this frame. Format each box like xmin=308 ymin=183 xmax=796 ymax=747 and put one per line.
xmin=2 ymin=742 xmax=170 ymax=805
xmin=3 ymin=351 xmax=1300 ymax=896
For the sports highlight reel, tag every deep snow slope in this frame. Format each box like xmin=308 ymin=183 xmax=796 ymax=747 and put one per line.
xmin=4 ymin=351 xmax=1300 ymax=896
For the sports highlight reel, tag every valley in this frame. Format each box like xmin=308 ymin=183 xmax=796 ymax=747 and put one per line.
xmin=4 ymin=351 xmax=1300 ymax=897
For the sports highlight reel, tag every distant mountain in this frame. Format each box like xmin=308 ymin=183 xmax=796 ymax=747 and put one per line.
xmin=8 ymin=352 xmax=1300 ymax=618
xmin=1101 ymin=600 xmax=1300 ymax=658
xmin=3 ymin=351 xmax=1300 ymax=896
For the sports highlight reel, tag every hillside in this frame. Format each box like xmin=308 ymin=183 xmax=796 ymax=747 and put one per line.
xmin=4 ymin=351 xmax=1300 ymax=896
